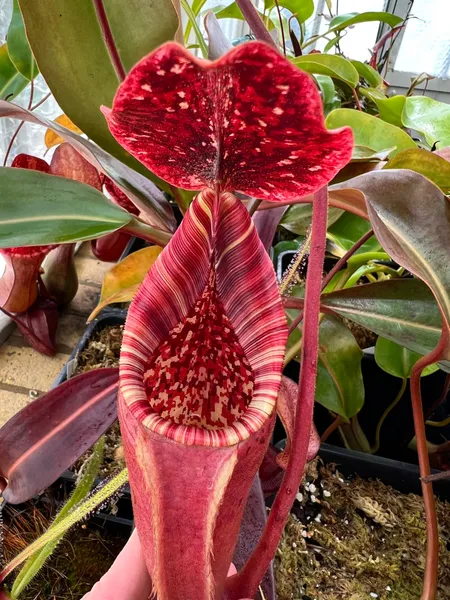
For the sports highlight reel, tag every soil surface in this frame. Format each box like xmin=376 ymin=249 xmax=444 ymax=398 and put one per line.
xmin=2 ymin=498 xmax=126 ymax=599
xmin=274 ymin=460 xmax=450 ymax=600
xmin=71 ymin=325 xmax=125 ymax=477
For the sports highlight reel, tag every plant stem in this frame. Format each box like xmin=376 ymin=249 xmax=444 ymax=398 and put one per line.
xmin=31 ymin=92 xmax=52 ymax=112
xmin=123 ymin=217 xmax=172 ymax=246
xmin=409 ymin=330 xmax=448 ymax=600
xmin=235 ymin=0 xmax=277 ymax=49
xmin=321 ymin=414 xmax=342 ymax=443
xmin=287 ymin=229 xmax=374 ymax=335
xmin=370 ymin=377 xmax=407 ymax=454
xmin=3 ymin=81 xmax=34 ymax=166
xmin=273 ymin=0 xmax=286 ymax=55
xmin=321 ymin=229 xmax=374 ymax=290
xmin=180 ymin=0 xmax=208 ymax=58
xmin=93 ymin=0 xmax=126 ymax=82
xmin=426 ymin=415 xmax=450 ymax=427
xmin=227 ymin=186 xmax=329 ymax=600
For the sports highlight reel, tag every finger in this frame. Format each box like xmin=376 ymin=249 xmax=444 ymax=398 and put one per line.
xmin=82 ymin=529 xmax=152 ymax=600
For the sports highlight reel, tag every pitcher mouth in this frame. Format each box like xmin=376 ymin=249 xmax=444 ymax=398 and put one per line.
xmin=119 ymin=190 xmax=287 ymax=448
xmin=119 ymin=269 xmax=278 ymax=447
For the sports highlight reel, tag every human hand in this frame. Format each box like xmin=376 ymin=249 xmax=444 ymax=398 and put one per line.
xmin=82 ymin=529 xmax=252 ymax=599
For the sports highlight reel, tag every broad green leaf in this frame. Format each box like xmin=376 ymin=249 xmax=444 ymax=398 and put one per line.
xmin=315 ymin=316 xmax=364 ymax=418
xmin=281 ymin=203 xmax=343 ymax=235
xmin=0 ymin=43 xmax=28 ymax=100
xmin=0 ymin=168 xmax=131 ymax=247
xmin=328 ymin=11 xmax=403 ymax=32
xmin=265 ymin=0 xmax=313 ymax=22
xmin=315 ymin=74 xmax=340 ymax=115
xmin=11 ymin=437 xmax=104 ymax=598
xmin=384 ymin=148 xmax=450 ymax=194
xmin=350 ymin=60 xmax=383 ymax=88
xmin=18 ymin=0 xmax=178 ymax=188
xmin=44 ymin=114 xmax=83 ymax=149
xmin=216 ymin=3 xmax=275 ymax=29
xmin=89 ymin=245 xmax=163 ymax=321
xmin=320 ymin=279 xmax=446 ymax=367
xmin=292 ymin=54 xmax=359 ymax=88
xmin=7 ymin=0 xmax=38 ymax=81
xmin=351 ymin=145 xmax=392 ymax=161
xmin=375 ymin=337 xmax=438 ymax=379
xmin=359 ymin=88 xmax=405 ymax=127
xmin=327 ymin=211 xmax=381 ymax=256
xmin=326 ymin=108 xmax=416 ymax=157
xmin=402 ymin=96 xmax=450 ymax=148
xmin=358 ymin=170 xmax=450 ymax=351
xmin=0 ymin=100 xmax=176 ymax=232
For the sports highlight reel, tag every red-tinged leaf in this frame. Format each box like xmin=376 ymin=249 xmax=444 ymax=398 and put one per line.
xmin=104 ymin=42 xmax=353 ymax=201
xmin=49 ymin=142 xmax=102 ymax=189
xmin=119 ymin=190 xmax=287 ymax=598
xmin=11 ymin=295 xmax=58 ymax=356
xmin=259 ymin=445 xmax=284 ymax=496
xmin=253 ymin=205 xmax=287 ymax=251
xmin=0 ymin=368 xmax=119 ymax=504
xmin=11 ymin=153 xmax=49 ymax=172
xmin=276 ymin=376 xmax=320 ymax=469
xmin=233 ymin=475 xmax=275 ymax=600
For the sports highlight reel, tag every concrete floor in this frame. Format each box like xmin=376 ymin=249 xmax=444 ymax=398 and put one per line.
xmin=0 ymin=243 xmax=115 ymax=426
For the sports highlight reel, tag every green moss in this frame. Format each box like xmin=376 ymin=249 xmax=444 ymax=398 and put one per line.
xmin=274 ymin=462 xmax=450 ymax=600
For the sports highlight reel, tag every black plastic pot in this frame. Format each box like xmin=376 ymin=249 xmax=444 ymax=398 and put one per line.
xmin=53 ymin=308 xmax=127 ymax=387
xmin=51 ymin=309 xmax=133 ymax=530
xmin=319 ymin=443 xmax=450 ymax=501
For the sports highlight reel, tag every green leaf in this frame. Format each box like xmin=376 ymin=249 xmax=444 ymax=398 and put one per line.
xmin=7 ymin=0 xmax=38 ymax=81
xmin=315 ymin=316 xmax=365 ymax=418
xmin=0 ymin=100 xmax=176 ymax=232
xmin=184 ymin=0 xmax=208 ymax=42
xmin=351 ymin=145 xmax=392 ymax=161
xmin=384 ymin=148 xmax=450 ymax=194
xmin=360 ymin=170 xmax=450 ymax=348
xmin=326 ymin=108 xmax=416 ymax=157
xmin=0 ymin=168 xmax=131 ymax=247
xmin=265 ymin=0 xmax=313 ymax=22
xmin=350 ymin=60 xmax=383 ymax=88
xmin=216 ymin=2 xmax=276 ymax=29
xmin=321 ymin=279 xmax=450 ymax=372
xmin=281 ymin=203 xmax=343 ymax=235
xmin=11 ymin=437 xmax=104 ymax=598
xmin=18 ymin=0 xmax=178 ymax=189
xmin=327 ymin=211 xmax=381 ymax=255
xmin=292 ymin=54 xmax=359 ymax=88
xmin=315 ymin=74 xmax=340 ymax=115
xmin=1 ymin=469 xmax=129 ymax=581
xmin=402 ymin=96 xmax=450 ymax=148
xmin=0 ymin=43 xmax=28 ymax=100
xmin=359 ymin=88 xmax=405 ymax=127
xmin=375 ymin=337 xmax=438 ymax=379
xmin=328 ymin=11 xmax=403 ymax=32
